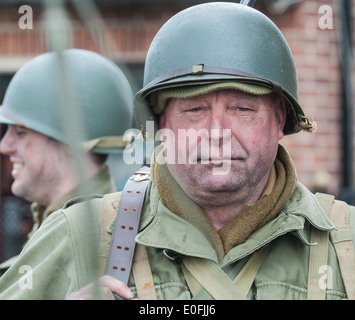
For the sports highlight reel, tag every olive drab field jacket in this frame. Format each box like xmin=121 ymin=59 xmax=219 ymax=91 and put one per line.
xmin=0 ymin=180 xmax=354 ymax=299
xmin=0 ymin=166 xmax=116 ymax=278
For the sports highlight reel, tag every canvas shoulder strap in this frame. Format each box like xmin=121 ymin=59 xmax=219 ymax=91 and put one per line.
xmin=181 ymin=245 xmax=269 ymax=300
xmin=98 ymin=191 xmax=122 ymax=274
xmin=98 ymin=166 xmax=157 ymax=300
xmin=314 ymin=192 xmax=355 ymax=300
xmin=307 ymin=193 xmax=332 ymax=299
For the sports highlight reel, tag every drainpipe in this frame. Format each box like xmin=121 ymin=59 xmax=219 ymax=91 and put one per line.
xmin=338 ymin=0 xmax=354 ymax=204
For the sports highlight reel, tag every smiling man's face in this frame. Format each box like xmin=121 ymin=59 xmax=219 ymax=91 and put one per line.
xmin=0 ymin=125 xmax=71 ymax=206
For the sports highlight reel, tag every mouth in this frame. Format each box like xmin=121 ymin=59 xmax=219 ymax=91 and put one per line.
xmin=197 ymin=153 xmax=244 ymax=161
xmin=197 ymin=157 xmax=243 ymax=164
xmin=11 ymin=161 xmax=24 ymax=178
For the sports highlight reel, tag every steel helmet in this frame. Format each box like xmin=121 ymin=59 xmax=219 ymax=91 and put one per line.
xmin=134 ymin=2 xmax=315 ymax=136
xmin=0 ymin=49 xmax=134 ymax=154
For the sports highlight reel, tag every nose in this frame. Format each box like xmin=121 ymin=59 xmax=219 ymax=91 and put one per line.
xmin=209 ymin=104 xmax=228 ymax=131
xmin=0 ymin=126 xmax=16 ymax=155
xmin=208 ymin=103 xmax=232 ymax=156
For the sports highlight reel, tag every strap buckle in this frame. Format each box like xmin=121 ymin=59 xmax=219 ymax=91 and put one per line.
xmin=130 ymin=173 xmax=150 ymax=182
xmin=163 ymin=249 xmax=183 ymax=263
xmin=130 ymin=167 xmax=150 ymax=182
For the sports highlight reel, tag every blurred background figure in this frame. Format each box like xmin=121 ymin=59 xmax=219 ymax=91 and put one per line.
xmin=0 ymin=48 xmax=136 ymax=274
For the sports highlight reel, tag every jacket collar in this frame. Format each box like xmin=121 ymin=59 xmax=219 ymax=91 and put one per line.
xmin=31 ymin=166 xmax=115 ymax=232
xmin=136 ymin=180 xmax=334 ymax=266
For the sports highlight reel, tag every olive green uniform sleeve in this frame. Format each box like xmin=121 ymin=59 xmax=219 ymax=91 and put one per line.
xmin=0 ymin=196 xmax=103 ymax=300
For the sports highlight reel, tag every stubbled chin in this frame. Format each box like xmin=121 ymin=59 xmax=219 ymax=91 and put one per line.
xmin=11 ymin=181 xmax=21 ymax=197
xmin=181 ymin=165 xmax=244 ymax=191
xmin=11 ymin=176 xmax=26 ymax=198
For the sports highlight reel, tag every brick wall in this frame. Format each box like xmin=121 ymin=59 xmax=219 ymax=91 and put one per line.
xmin=274 ymin=0 xmax=353 ymax=196
xmin=0 ymin=3 xmax=181 ymax=64
xmin=0 ymin=0 xmax=353 ymax=197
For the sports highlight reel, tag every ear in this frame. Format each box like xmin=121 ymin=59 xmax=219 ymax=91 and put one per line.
xmin=158 ymin=111 xmax=166 ymax=129
xmin=157 ymin=112 xmax=166 ymax=142
xmin=276 ymin=97 xmax=286 ymax=140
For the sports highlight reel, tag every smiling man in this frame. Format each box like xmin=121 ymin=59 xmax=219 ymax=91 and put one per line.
xmin=1 ymin=126 xmax=94 ymax=209
xmin=0 ymin=3 xmax=354 ymax=300
xmin=0 ymin=49 xmax=133 ymax=275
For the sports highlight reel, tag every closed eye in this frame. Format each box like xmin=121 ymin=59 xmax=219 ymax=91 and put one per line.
xmin=236 ymin=107 xmax=250 ymax=112
xmin=188 ymin=107 xmax=203 ymax=112
xmin=184 ymin=106 xmax=209 ymax=113
xmin=229 ymin=106 xmax=255 ymax=114
xmin=14 ymin=126 xmax=28 ymax=137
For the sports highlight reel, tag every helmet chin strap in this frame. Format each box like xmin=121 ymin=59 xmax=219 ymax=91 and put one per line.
xmin=81 ymin=136 xmax=130 ymax=153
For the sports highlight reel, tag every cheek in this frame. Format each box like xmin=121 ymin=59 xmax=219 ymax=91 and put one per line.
xmin=20 ymin=141 xmax=39 ymax=161
xmin=230 ymin=117 xmax=280 ymax=151
xmin=25 ymin=141 xmax=59 ymax=173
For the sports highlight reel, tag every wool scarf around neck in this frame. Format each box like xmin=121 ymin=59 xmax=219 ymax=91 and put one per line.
xmin=151 ymin=144 xmax=297 ymax=259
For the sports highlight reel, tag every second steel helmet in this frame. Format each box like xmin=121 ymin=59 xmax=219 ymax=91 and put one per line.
xmin=134 ymin=2 xmax=315 ymax=137
xmin=0 ymin=49 xmax=134 ymax=154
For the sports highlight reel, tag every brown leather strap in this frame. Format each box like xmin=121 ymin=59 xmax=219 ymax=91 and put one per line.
xmin=105 ymin=167 xmax=150 ymax=294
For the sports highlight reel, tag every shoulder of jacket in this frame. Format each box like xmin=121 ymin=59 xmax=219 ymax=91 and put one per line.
xmin=99 ymin=191 xmax=123 ymax=233
xmin=101 ymin=191 xmax=123 ymax=212
xmin=63 ymin=194 xmax=104 ymax=209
